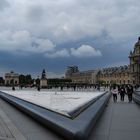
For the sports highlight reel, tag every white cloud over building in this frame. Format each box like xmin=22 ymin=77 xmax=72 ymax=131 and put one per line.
xmin=71 ymin=45 xmax=102 ymax=58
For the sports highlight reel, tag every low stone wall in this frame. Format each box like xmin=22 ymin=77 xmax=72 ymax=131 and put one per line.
xmin=133 ymin=88 xmax=140 ymax=104
xmin=0 ymin=91 xmax=111 ymax=140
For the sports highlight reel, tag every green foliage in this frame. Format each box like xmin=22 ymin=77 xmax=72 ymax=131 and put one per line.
xmin=19 ymin=74 xmax=33 ymax=86
xmin=35 ymin=78 xmax=40 ymax=85
xmin=98 ymin=80 xmax=106 ymax=85
xmin=47 ymin=78 xmax=72 ymax=86
xmin=0 ymin=77 xmax=4 ymax=85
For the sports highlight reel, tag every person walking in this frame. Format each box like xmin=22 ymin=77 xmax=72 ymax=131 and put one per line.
xmin=111 ymin=86 xmax=118 ymax=102
xmin=37 ymin=85 xmax=40 ymax=91
xmin=119 ymin=86 xmax=125 ymax=101
xmin=127 ymin=85 xmax=133 ymax=102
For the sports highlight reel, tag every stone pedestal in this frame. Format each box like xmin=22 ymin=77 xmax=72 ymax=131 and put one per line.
xmin=40 ymin=79 xmax=47 ymax=88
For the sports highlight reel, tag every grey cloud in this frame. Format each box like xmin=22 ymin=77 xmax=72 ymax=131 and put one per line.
xmin=0 ymin=0 xmax=9 ymax=10
xmin=45 ymin=49 xmax=70 ymax=58
xmin=0 ymin=0 xmax=138 ymax=77
xmin=26 ymin=5 xmax=44 ymax=22
xmin=0 ymin=0 xmax=140 ymax=53
xmin=0 ymin=30 xmax=56 ymax=54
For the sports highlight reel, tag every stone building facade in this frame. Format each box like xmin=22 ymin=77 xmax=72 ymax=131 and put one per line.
xmin=129 ymin=37 xmax=140 ymax=85
xmin=65 ymin=65 xmax=131 ymax=85
xmin=5 ymin=71 xmax=19 ymax=86
xmin=67 ymin=70 xmax=98 ymax=84
xmin=65 ymin=37 xmax=140 ymax=85
xmin=97 ymin=65 xmax=131 ymax=85
xmin=65 ymin=66 xmax=79 ymax=79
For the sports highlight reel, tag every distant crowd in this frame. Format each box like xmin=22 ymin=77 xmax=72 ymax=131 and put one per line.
xmin=11 ymin=83 xmax=137 ymax=103
xmin=12 ymin=84 xmax=104 ymax=92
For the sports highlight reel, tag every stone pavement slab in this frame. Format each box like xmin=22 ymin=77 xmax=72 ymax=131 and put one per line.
xmin=89 ymin=95 xmax=140 ymax=140
xmin=0 ymin=98 xmax=62 ymax=140
xmin=0 ymin=105 xmax=26 ymax=140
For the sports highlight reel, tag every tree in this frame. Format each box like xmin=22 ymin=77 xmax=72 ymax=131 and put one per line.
xmin=19 ymin=75 xmax=26 ymax=85
xmin=47 ymin=78 xmax=72 ymax=86
xmin=19 ymin=74 xmax=33 ymax=86
xmin=36 ymin=78 xmax=40 ymax=86
xmin=25 ymin=75 xmax=32 ymax=85
xmin=98 ymin=80 xmax=106 ymax=85
xmin=0 ymin=77 xmax=4 ymax=85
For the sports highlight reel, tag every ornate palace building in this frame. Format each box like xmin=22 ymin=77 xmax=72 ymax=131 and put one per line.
xmin=129 ymin=37 xmax=140 ymax=85
xmin=97 ymin=65 xmax=131 ymax=85
xmin=65 ymin=37 xmax=140 ymax=85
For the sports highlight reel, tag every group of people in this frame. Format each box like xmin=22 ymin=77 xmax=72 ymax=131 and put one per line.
xmin=111 ymin=85 xmax=134 ymax=102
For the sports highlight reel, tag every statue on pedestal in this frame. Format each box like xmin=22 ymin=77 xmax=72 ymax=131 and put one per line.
xmin=40 ymin=69 xmax=48 ymax=88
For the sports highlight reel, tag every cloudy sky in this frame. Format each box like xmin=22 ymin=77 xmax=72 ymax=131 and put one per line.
xmin=0 ymin=0 xmax=140 ymax=78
